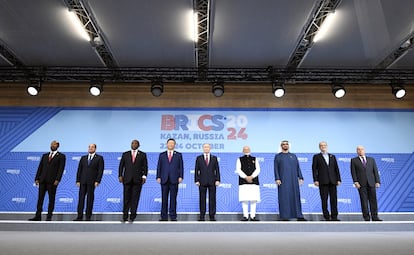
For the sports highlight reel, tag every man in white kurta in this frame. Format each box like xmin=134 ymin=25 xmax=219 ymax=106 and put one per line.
xmin=236 ymin=146 xmax=261 ymax=221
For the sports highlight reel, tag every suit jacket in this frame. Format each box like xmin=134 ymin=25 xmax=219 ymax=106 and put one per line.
xmin=76 ymin=154 xmax=104 ymax=185
xmin=156 ymin=151 xmax=184 ymax=185
xmin=119 ymin=150 xmax=148 ymax=184
xmin=312 ymin=153 xmax=341 ymax=185
xmin=35 ymin=152 xmax=66 ymax=184
xmin=194 ymin=154 xmax=220 ymax=185
xmin=351 ymin=156 xmax=380 ymax=187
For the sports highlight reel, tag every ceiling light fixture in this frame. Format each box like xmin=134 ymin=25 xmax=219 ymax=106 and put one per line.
xmin=188 ymin=10 xmax=198 ymax=42
xmin=391 ymin=82 xmax=406 ymax=99
xmin=332 ymin=84 xmax=346 ymax=98
xmin=151 ymin=81 xmax=164 ymax=97
xmin=27 ymin=81 xmax=42 ymax=96
xmin=89 ymin=81 xmax=103 ymax=96
xmin=272 ymin=81 xmax=285 ymax=98
xmin=67 ymin=10 xmax=91 ymax=42
xmin=313 ymin=11 xmax=337 ymax=43
xmin=212 ymin=81 xmax=224 ymax=97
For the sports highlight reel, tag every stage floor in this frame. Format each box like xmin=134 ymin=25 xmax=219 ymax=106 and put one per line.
xmin=1 ymin=231 xmax=414 ymax=255
xmin=1 ymin=212 xmax=414 ymax=232
xmin=2 ymin=213 xmax=414 ymax=255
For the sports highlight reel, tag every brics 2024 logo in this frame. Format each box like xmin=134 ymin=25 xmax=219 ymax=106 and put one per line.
xmin=161 ymin=114 xmax=248 ymax=140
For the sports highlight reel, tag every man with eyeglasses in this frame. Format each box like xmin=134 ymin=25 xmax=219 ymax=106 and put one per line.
xmin=274 ymin=140 xmax=306 ymax=221
xmin=236 ymin=146 xmax=261 ymax=221
xmin=312 ymin=141 xmax=341 ymax=221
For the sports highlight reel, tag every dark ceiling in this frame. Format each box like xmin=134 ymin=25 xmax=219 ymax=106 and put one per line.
xmin=0 ymin=0 xmax=414 ymax=83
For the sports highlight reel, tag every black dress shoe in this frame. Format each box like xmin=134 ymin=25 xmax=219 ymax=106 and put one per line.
xmin=28 ymin=217 xmax=41 ymax=221
xmin=46 ymin=217 xmax=52 ymax=221
xmin=170 ymin=218 xmax=177 ymax=221
xmin=330 ymin=218 xmax=341 ymax=221
xmin=198 ymin=218 xmax=205 ymax=221
xmin=159 ymin=218 xmax=168 ymax=221
xmin=85 ymin=218 xmax=92 ymax=221
xmin=73 ymin=218 xmax=83 ymax=221
xmin=250 ymin=217 xmax=260 ymax=221
xmin=209 ymin=217 xmax=216 ymax=221
xmin=297 ymin=218 xmax=307 ymax=221
xmin=364 ymin=218 xmax=370 ymax=221
xmin=241 ymin=217 xmax=249 ymax=221
xmin=372 ymin=218 xmax=383 ymax=221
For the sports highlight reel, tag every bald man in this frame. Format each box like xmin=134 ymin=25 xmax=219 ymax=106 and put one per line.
xmin=74 ymin=144 xmax=104 ymax=221
xmin=350 ymin=145 xmax=382 ymax=221
xmin=29 ymin=140 xmax=66 ymax=221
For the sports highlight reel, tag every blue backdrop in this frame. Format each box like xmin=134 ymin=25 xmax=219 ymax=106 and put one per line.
xmin=1 ymin=107 xmax=413 ymax=213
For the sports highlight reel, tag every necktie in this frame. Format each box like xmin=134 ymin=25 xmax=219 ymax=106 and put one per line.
xmin=88 ymin=155 xmax=92 ymax=165
xmin=48 ymin=153 xmax=53 ymax=162
xmin=168 ymin=151 xmax=172 ymax=162
xmin=132 ymin=150 xmax=136 ymax=163
xmin=205 ymin=154 xmax=209 ymax=165
xmin=362 ymin=157 xmax=366 ymax=167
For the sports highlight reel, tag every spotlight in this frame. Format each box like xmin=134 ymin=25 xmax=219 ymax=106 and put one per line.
xmin=212 ymin=82 xmax=224 ymax=97
xmin=89 ymin=82 xmax=103 ymax=96
xmin=151 ymin=81 xmax=164 ymax=97
xmin=391 ymin=83 xmax=406 ymax=99
xmin=27 ymin=81 xmax=41 ymax=96
xmin=272 ymin=81 xmax=285 ymax=98
xmin=332 ymin=84 xmax=346 ymax=98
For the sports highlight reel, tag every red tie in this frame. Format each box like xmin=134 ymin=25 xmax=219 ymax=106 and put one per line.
xmin=205 ymin=154 xmax=209 ymax=165
xmin=48 ymin=153 xmax=52 ymax=162
xmin=132 ymin=151 xmax=136 ymax=163
xmin=168 ymin=152 xmax=172 ymax=162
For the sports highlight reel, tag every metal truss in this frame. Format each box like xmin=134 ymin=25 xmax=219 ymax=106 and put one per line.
xmin=0 ymin=39 xmax=38 ymax=79
xmin=193 ymin=0 xmax=211 ymax=80
xmin=1 ymin=66 xmax=414 ymax=84
xmin=376 ymin=31 xmax=414 ymax=69
xmin=0 ymin=40 xmax=25 ymax=68
xmin=63 ymin=0 xmax=118 ymax=68
xmin=285 ymin=0 xmax=342 ymax=69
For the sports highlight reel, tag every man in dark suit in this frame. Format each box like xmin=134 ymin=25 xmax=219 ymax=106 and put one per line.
xmin=119 ymin=139 xmax=148 ymax=222
xmin=156 ymin=138 xmax=184 ymax=221
xmin=351 ymin=145 xmax=382 ymax=221
xmin=74 ymin=144 xmax=104 ymax=221
xmin=312 ymin=141 xmax=342 ymax=221
xmin=29 ymin=140 xmax=66 ymax=221
xmin=194 ymin=143 xmax=220 ymax=221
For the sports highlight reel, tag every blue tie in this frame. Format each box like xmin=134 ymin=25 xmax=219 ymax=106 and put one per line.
xmin=88 ymin=155 xmax=92 ymax=165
